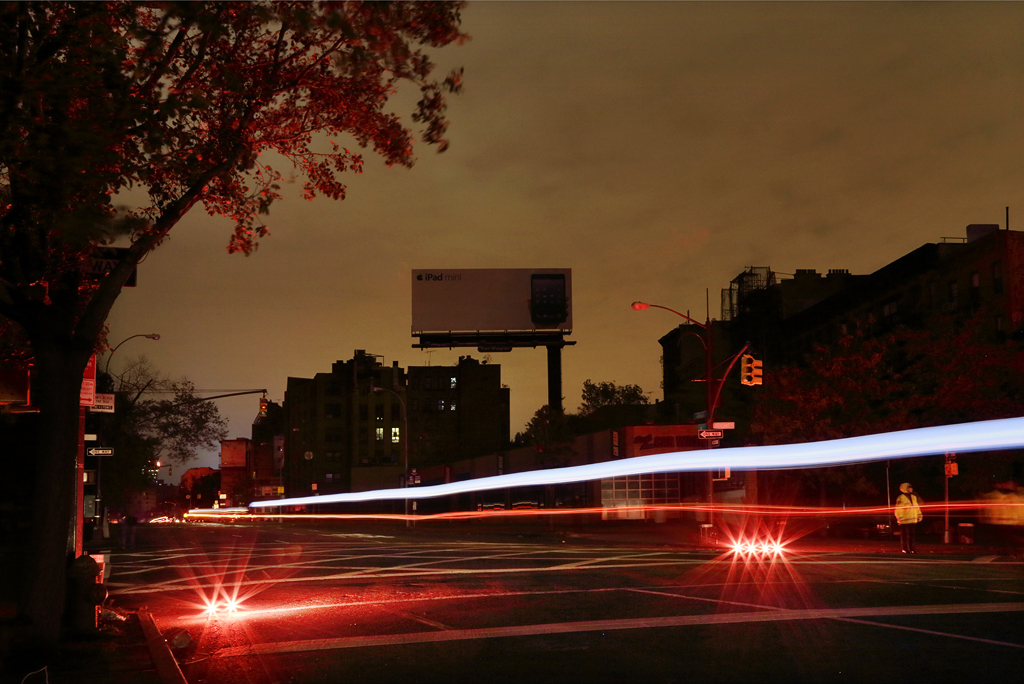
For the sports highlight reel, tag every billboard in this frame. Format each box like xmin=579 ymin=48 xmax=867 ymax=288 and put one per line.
xmin=412 ymin=269 xmax=572 ymax=333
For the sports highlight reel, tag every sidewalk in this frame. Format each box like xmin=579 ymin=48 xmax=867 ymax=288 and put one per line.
xmin=2 ymin=534 xmax=183 ymax=684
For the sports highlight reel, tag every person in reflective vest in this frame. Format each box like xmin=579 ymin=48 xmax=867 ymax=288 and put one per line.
xmin=894 ymin=482 xmax=923 ymax=554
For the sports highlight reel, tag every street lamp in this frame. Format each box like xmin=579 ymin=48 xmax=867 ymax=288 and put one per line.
xmin=631 ymin=301 xmax=750 ymax=529
xmin=104 ymin=333 xmax=161 ymax=377
xmin=371 ymin=384 xmax=410 ymax=525
xmin=93 ymin=333 xmax=159 ymax=542
xmin=631 ymin=302 xmax=715 ymax=422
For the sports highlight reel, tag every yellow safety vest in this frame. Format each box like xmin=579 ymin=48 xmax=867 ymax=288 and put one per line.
xmin=894 ymin=492 xmax=922 ymax=525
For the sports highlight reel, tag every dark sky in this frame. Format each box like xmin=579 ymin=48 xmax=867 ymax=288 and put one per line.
xmin=106 ymin=2 xmax=1024 ymax=473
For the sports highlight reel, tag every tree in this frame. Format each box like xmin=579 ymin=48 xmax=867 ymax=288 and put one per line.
xmin=519 ymin=404 xmax=577 ymax=466
xmin=750 ymin=316 xmax=1024 ymax=505
xmin=99 ymin=357 xmax=227 ymax=512
xmin=578 ymin=379 xmax=649 ymax=416
xmin=0 ymin=1 xmax=466 ymax=646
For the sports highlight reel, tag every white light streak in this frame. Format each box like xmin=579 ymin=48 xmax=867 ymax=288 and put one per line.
xmin=250 ymin=417 xmax=1024 ymax=509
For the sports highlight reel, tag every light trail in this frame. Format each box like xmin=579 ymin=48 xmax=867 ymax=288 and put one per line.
xmin=248 ymin=416 xmax=1024 ymax=509
xmin=186 ymin=500 xmax=1024 ymax=522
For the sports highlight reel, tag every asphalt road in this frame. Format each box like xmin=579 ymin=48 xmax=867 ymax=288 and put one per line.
xmin=104 ymin=521 xmax=1024 ymax=684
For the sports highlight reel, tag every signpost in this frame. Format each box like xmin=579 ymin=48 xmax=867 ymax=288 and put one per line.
xmin=944 ymin=452 xmax=957 ymax=544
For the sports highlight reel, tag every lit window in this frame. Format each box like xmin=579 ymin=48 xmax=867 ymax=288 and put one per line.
xmin=438 ymin=399 xmax=445 ymax=411
xmin=450 ymin=376 xmax=457 ymax=389
xmin=375 ymin=427 xmax=384 ymax=441
xmin=450 ymin=403 xmax=457 ymax=411
xmin=392 ymin=427 xmax=400 ymax=443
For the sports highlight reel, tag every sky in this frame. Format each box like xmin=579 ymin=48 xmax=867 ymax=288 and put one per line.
xmin=105 ymin=2 xmax=1024 ymax=475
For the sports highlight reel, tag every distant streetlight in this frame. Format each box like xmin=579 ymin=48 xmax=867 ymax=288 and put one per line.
xmin=371 ymin=384 xmax=410 ymax=525
xmin=104 ymin=333 xmax=161 ymax=376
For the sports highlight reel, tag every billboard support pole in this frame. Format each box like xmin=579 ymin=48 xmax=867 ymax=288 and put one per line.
xmin=547 ymin=344 xmax=563 ymax=413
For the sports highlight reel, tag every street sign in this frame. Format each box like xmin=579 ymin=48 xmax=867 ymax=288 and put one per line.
xmin=87 ymin=247 xmax=137 ymax=287
xmin=698 ymin=430 xmax=723 ymax=439
xmin=712 ymin=422 xmax=735 ymax=430
xmin=87 ymin=447 xmax=113 ymax=457
xmin=90 ymin=393 xmax=115 ymax=413
xmin=80 ymin=354 xmax=96 ymax=407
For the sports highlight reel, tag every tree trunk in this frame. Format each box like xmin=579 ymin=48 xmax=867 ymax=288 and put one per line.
xmin=18 ymin=337 xmax=91 ymax=647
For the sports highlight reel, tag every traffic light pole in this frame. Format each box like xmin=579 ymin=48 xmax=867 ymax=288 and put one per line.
xmin=633 ymin=303 xmax=752 ymax=529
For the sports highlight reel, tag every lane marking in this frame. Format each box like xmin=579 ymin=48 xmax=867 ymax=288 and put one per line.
xmin=212 ymin=602 xmax=1024 ymax=658
xmin=625 ymin=587 xmax=783 ymax=612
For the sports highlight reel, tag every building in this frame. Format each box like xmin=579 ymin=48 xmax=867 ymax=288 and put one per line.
xmin=219 ymin=438 xmax=251 ymax=506
xmin=179 ymin=466 xmax=218 ymax=510
xmin=282 ymin=350 xmax=511 ymax=498
xmin=660 ymin=224 xmax=1024 ymax=426
xmin=407 ymin=355 xmax=510 ymax=468
xmin=781 ymin=225 xmax=1024 ymax=356
xmin=250 ymin=399 xmax=285 ymax=501
xmin=283 ymin=350 xmax=406 ymax=497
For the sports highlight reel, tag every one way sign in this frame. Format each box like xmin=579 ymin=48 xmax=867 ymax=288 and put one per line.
xmin=87 ymin=447 xmax=113 ymax=457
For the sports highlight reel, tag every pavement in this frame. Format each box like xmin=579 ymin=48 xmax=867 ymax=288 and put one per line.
xmin=1 ymin=520 xmax=1017 ymax=684
xmin=2 ymin=533 xmax=185 ymax=684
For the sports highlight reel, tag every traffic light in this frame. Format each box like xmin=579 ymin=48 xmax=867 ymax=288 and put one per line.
xmin=740 ymin=354 xmax=763 ymax=386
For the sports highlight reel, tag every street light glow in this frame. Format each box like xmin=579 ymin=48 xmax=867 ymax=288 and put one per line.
xmin=250 ymin=416 xmax=1024 ymax=509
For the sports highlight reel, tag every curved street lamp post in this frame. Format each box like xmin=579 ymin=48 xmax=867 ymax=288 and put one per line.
xmin=631 ymin=302 xmax=750 ymax=529
xmin=104 ymin=333 xmax=161 ymax=378
xmin=84 ymin=333 xmax=160 ymax=549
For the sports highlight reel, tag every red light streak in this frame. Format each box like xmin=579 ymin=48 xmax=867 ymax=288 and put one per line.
xmin=183 ymin=500 xmax=1024 ymax=523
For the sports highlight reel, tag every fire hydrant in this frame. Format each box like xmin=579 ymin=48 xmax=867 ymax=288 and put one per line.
xmin=67 ymin=554 xmax=107 ymax=632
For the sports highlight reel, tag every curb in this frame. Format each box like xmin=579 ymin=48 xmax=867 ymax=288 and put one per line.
xmin=137 ymin=611 xmax=188 ymax=684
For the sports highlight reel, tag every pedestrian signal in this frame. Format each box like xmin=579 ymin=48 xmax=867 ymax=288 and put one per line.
xmin=740 ymin=354 xmax=763 ymax=386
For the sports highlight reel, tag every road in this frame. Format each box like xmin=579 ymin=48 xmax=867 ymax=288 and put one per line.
xmin=105 ymin=521 xmax=1024 ymax=684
